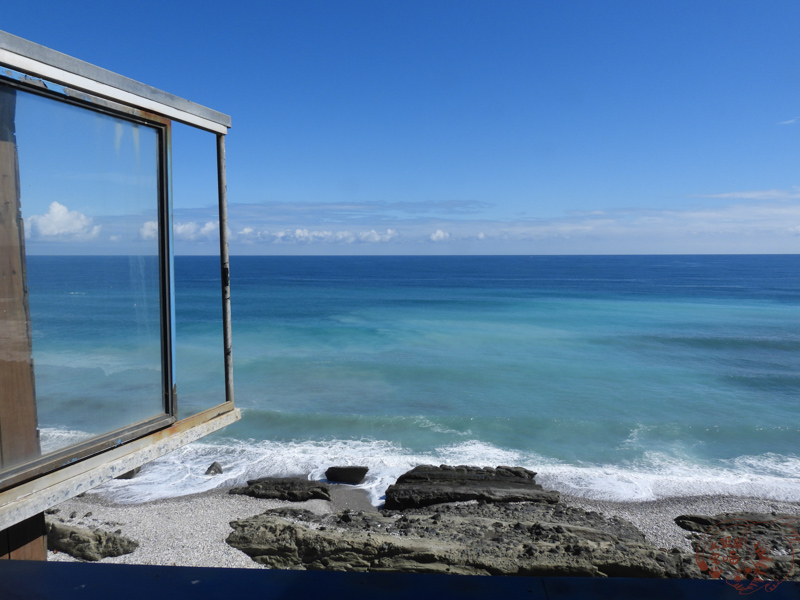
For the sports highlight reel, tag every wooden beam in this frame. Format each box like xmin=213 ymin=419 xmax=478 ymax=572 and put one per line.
xmin=0 ymin=513 xmax=46 ymax=560
xmin=0 ymin=83 xmax=45 ymax=560
xmin=0 ymin=406 xmax=239 ymax=533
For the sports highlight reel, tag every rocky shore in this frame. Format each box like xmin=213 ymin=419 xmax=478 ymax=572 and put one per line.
xmin=48 ymin=464 xmax=800 ymax=582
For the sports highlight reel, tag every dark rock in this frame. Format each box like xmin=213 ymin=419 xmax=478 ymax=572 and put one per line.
xmin=326 ymin=466 xmax=369 ymax=485
xmin=116 ymin=467 xmax=141 ymax=480
xmin=229 ymin=477 xmax=331 ymax=502
xmin=226 ymin=499 xmax=691 ymax=577
xmin=674 ymin=512 xmax=796 ymax=534
xmin=384 ymin=465 xmax=560 ymax=510
xmin=205 ymin=461 xmax=224 ymax=475
xmin=46 ymin=521 xmax=138 ymax=561
xmin=674 ymin=512 xmax=800 ymax=583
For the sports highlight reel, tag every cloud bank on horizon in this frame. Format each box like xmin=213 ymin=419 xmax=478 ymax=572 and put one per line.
xmin=21 ymin=187 xmax=800 ymax=255
xmin=173 ymin=188 xmax=800 ymax=255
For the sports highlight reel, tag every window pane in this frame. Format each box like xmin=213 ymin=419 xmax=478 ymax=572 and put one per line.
xmin=0 ymin=82 xmax=165 ymax=468
xmin=171 ymin=122 xmax=226 ymax=419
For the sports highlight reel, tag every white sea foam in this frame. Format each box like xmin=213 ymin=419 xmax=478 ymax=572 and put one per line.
xmin=39 ymin=427 xmax=94 ymax=455
xmin=91 ymin=438 xmax=425 ymax=505
xmin=619 ymin=424 xmax=651 ymax=448
xmin=34 ymin=351 xmax=160 ymax=376
xmin=536 ymin=451 xmax=800 ymax=502
xmin=411 ymin=417 xmax=472 ymax=436
xmin=87 ymin=438 xmax=800 ymax=506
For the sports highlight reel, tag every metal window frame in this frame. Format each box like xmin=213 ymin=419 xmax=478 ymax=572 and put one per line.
xmin=0 ymin=30 xmax=237 ymax=515
xmin=0 ymin=32 xmax=230 ymax=134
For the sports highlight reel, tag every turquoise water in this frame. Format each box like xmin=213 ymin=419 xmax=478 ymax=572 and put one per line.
xmin=28 ymin=255 xmax=800 ymax=504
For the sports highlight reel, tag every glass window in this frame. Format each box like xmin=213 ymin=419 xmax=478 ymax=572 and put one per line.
xmin=0 ymin=76 xmax=173 ymax=478
xmin=171 ymin=121 xmax=226 ymax=420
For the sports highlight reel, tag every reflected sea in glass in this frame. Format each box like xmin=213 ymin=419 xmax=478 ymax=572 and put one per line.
xmin=28 ymin=256 xmax=163 ymax=454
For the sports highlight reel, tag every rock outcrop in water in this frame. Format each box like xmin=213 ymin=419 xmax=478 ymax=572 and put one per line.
xmin=205 ymin=461 xmax=224 ymax=475
xmin=384 ymin=465 xmax=560 ymax=509
xmin=325 ymin=466 xmax=369 ymax=485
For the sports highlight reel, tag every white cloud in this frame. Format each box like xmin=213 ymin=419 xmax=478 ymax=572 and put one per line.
xmin=174 ymin=221 xmax=219 ymax=241
xmin=477 ymin=201 xmax=800 ymax=248
xmin=358 ymin=229 xmax=397 ymax=243
xmin=200 ymin=222 xmax=219 ymax=236
xmin=336 ymin=231 xmax=356 ymax=243
xmin=140 ymin=221 xmax=158 ymax=240
xmin=27 ymin=201 xmax=100 ymax=239
xmin=294 ymin=228 xmax=332 ymax=243
xmin=226 ymin=199 xmax=491 ymax=224
xmin=199 ymin=187 xmax=800 ymax=254
xmin=244 ymin=227 xmax=399 ymax=244
xmin=778 ymin=118 xmax=798 ymax=125
xmin=234 ymin=227 xmax=270 ymax=242
xmin=696 ymin=187 xmax=800 ymax=200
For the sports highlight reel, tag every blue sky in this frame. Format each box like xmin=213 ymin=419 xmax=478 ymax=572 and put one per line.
xmin=4 ymin=1 xmax=800 ymax=254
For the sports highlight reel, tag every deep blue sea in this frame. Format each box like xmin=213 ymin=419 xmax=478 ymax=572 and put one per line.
xmin=27 ymin=255 xmax=800 ymax=504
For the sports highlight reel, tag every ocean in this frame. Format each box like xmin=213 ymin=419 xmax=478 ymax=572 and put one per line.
xmin=26 ymin=255 xmax=800 ymax=505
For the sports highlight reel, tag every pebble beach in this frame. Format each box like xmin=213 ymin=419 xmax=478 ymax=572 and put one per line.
xmin=46 ymin=484 xmax=800 ymax=569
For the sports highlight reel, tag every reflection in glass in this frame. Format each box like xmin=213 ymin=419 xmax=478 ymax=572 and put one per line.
xmin=0 ymin=81 xmax=165 ymax=467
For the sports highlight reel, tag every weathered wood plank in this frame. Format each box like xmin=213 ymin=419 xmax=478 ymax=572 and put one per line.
xmin=0 ymin=83 xmax=45 ymax=560
xmin=2 ymin=514 xmax=45 ymax=560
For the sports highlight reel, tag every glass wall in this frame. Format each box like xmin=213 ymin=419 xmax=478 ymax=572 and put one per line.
xmin=171 ymin=121 xmax=226 ymax=419
xmin=0 ymin=75 xmax=172 ymax=478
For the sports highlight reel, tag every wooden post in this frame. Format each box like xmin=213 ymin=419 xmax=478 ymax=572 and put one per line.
xmin=0 ymin=84 xmax=46 ymax=561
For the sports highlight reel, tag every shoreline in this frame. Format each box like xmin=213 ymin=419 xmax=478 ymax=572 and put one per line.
xmin=47 ymin=485 xmax=800 ymax=568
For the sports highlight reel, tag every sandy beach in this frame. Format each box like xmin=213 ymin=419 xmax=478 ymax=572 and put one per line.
xmin=46 ymin=483 xmax=800 ymax=569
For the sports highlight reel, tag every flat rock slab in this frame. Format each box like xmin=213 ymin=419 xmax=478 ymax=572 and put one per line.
xmin=226 ymin=502 xmax=698 ymax=577
xmin=384 ymin=465 xmax=560 ymax=510
xmin=229 ymin=477 xmax=331 ymax=502
xmin=46 ymin=520 xmax=138 ymax=562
